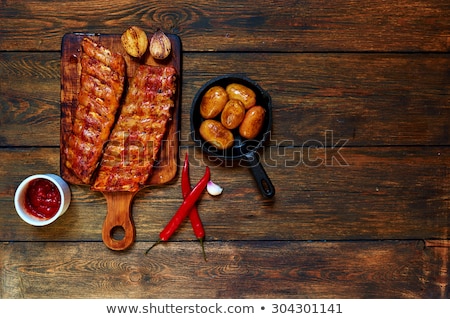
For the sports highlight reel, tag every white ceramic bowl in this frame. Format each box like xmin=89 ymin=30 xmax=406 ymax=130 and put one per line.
xmin=14 ymin=174 xmax=71 ymax=226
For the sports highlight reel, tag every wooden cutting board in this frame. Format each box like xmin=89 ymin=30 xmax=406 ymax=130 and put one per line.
xmin=60 ymin=32 xmax=181 ymax=250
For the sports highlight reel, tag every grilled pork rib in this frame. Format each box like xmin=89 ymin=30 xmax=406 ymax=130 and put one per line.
xmin=64 ymin=38 xmax=126 ymax=184
xmin=92 ymin=65 xmax=177 ymax=192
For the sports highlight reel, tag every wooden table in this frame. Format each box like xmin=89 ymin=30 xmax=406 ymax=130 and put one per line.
xmin=1 ymin=0 xmax=449 ymax=299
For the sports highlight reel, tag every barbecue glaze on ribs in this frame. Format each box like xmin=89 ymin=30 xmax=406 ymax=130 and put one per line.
xmin=91 ymin=64 xmax=177 ymax=192
xmin=64 ymin=37 xmax=126 ymax=184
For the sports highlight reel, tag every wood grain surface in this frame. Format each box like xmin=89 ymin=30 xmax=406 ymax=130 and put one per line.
xmin=1 ymin=240 xmax=447 ymax=299
xmin=0 ymin=0 xmax=449 ymax=52
xmin=0 ymin=0 xmax=449 ymax=299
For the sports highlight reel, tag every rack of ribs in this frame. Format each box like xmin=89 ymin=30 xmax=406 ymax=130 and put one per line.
xmin=91 ymin=64 xmax=177 ymax=192
xmin=64 ymin=37 xmax=126 ymax=184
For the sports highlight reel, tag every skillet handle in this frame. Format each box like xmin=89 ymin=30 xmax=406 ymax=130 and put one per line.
xmin=245 ymin=152 xmax=275 ymax=198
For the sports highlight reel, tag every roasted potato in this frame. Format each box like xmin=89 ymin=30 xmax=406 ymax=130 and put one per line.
xmin=199 ymin=119 xmax=234 ymax=149
xmin=226 ymin=83 xmax=256 ymax=110
xmin=220 ymin=99 xmax=246 ymax=130
xmin=200 ymin=86 xmax=228 ymax=119
xmin=239 ymin=105 xmax=266 ymax=139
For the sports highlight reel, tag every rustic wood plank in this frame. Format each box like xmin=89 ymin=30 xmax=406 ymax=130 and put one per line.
xmin=1 ymin=240 xmax=448 ymax=298
xmin=1 ymin=146 xmax=448 ymax=242
xmin=0 ymin=52 xmax=60 ymax=146
xmin=0 ymin=0 xmax=449 ymax=52
xmin=1 ymin=52 xmax=449 ymax=147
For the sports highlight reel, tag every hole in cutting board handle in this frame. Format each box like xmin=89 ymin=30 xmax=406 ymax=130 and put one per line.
xmin=111 ymin=225 xmax=125 ymax=241
xmin=102 ymin=192 xmax=137 ymax=251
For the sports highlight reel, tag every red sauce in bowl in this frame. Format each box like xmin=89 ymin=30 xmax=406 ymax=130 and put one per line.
xmin=25 ymin=178 xmax=61 ymax=219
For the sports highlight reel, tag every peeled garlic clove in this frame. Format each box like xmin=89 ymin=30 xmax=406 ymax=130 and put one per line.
xmin=207 ymin=181 xmax=223 ymax=196
xmin=150 ymin=29 xmax=172 ymax=60
xmin=121 ymin=26 xmax=149 ymax=58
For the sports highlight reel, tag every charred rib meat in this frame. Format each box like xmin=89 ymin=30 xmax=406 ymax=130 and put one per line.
xmin=92 ymin=65 xmax=177 ymax=192
xmin=64 ymin=38 xmax=126 ymax=184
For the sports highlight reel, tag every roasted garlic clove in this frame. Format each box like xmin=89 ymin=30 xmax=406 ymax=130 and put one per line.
xmin=121 ymin=26 xmax=149 ymax=58
xmin=150 ymin=29 xmax=172 ymax=60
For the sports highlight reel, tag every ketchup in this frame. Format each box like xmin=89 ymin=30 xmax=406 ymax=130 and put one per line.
xmin=25 ymin=178 xmax=61 ymax=219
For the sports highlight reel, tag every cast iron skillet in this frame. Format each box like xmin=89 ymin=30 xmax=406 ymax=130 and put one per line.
xmin=190 ymin=74 xmax=275 ymax=198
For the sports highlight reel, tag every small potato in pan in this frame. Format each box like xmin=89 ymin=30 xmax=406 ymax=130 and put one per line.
xmin=221 ymin=99 xmax=246 ymax=130
xmin=200 ymin=86 xmax=228 ymax=119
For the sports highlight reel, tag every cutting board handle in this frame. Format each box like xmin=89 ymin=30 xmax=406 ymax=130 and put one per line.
xmin=102 ymin=192 xmax=136 ymax=250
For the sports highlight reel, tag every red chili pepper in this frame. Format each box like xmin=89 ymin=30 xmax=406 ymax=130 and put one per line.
xmin=182 ymin=153 xmax=207 ymax=261
xmin=146 ymin=165 xmax=210 ymax=254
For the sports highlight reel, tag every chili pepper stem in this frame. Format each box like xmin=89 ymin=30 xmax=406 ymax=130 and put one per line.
xmin=145 ymin=239 xmax=161 ymax=255
xmin=198 ymin=237 xmax=207 ymax=262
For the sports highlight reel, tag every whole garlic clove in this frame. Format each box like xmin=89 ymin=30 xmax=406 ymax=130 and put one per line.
xmin=150 ymin=29 xmax=172 ymax=60
xmin=207 ymin=181 xmax=223 ymax=196
xmin=121 ymin=26 xmax=149 ymax=58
